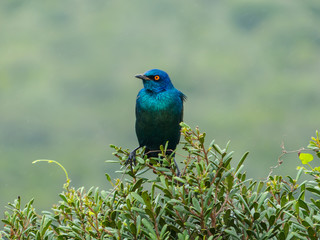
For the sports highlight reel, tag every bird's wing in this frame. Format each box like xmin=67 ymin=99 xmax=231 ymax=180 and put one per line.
xmin=179 ymin=91 xmax=186 ymax=122
xmin=180 ymin=92 xmax=187 ymax=102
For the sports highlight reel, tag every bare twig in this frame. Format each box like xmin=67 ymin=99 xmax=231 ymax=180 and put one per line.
xmin=266 ymin=141 xmax=306 ymax=180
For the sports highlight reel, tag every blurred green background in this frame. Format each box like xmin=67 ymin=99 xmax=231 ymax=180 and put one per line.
xmin=1 ymin=0 xmax=319 ymax=215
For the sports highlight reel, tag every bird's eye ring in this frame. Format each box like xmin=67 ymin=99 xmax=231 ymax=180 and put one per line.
xmin=154 ymin=75 xmax=160 ymax=81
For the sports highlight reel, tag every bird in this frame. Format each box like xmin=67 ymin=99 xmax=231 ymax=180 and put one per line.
xmin=126 ymin=69 xmax=186 ymax=175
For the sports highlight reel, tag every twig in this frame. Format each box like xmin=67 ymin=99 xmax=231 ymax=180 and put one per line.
xmin=266 ymin=141 xmax=306 ymax=180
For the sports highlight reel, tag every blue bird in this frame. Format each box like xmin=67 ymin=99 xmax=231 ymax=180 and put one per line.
xmin=127 ymin=69 xmax=186 ymax=175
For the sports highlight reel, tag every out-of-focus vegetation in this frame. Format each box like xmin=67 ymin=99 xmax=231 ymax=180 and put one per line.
xmin=0 ymin=0 xmax=319 ymax=214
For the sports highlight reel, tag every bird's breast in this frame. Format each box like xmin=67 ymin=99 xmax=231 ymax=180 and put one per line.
xmin=136 ymin=90 xmax=182 ymax=115
xmin=135 ymin=89 xmax=183 ymax=150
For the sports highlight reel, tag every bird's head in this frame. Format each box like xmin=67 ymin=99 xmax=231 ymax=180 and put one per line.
xmin=135 ymin=69 xmax=174 ymax=93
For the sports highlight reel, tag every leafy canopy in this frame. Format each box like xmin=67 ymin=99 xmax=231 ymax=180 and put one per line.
xmin=1 ymin=124 xmax=320 ymax=239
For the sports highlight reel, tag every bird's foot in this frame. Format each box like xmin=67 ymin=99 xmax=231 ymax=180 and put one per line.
xmin=126 ymin=150 xmax=137 ymax=166
xmin=125 ymin=147 xmax=140 ymax=172
xmin=173 ymin=158 xmax=181 ymax=177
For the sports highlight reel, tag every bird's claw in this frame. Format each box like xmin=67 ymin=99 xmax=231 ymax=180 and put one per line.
xmin=125 ymin=147 xmax=140 ymax=173
xmin=126 ymin=151 xmax=137 ymax=166
xmin=173 ymin=158 xmax=181 ymax=177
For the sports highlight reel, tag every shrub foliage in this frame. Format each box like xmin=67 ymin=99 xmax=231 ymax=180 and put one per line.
xmin=1 ymin=124 xmax=320 ymax=239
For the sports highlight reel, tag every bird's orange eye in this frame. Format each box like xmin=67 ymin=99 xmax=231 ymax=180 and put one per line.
xmin=154 ymin=75 xmax=160 ymax=81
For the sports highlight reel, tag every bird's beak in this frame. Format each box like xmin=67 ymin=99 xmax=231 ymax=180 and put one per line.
xmin=135 ymin=74 xmax=150 ymax=80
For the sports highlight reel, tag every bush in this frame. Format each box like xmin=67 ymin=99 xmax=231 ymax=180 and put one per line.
xmin=1 ymin=124 xmax=320 ymax=239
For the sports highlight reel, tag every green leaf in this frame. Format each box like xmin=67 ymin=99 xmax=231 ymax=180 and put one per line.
xmin=40 ymin=215 xmax=52 ymax=237
xmin=136 ymin=156 xmax=145 ymax=164
xmin=160 ymin=224 xmax=168 ymax=238
xmin=180 ymin=122 xmax=191 ymax=129
xmin=299 ymin=153 xmax=313 ymax=164
xmin=192 ymin=198 xmax=201 ymax=213
xmin=136 ymin=167 xmax=150 ymax=176
xmin=208 ymin=139 xmax=215 ymax=148
xmin=306 ymin=187 xmax=320 ymax=197
xmin=257 ymin=192 xmax=268 ymax=209
xmin=105 ymin=173 xmax=112 ymax=183
xmin=298 ymin=199 xmax=309 ymax=212
xmin=224 ymin=227 xmax=241 ymax=239
xmin=105 ymin=160 xmax=119 ymax=163
xmin=199 ymin=132 xmax=206 ymax=145
xmin=312 ymin=215 xmax=320 ymax=222
xmin=291 ymin=232 xmax=309 ymax=240
xmin=237 ymin=194 xmax=251 ymax=214
xmin=160 ymin=175 xmax=168 ymax=188
xmin=173 ymin=205 xmax=189 ymax=214
xmin=173 ymin=176 xmax=186 ymax=184
xmin=36 ymin=232 xmax=41 ymax=240
xmin=226 ymin=174 xmax=234 ymax=191
xmin=212 ymin=143 xmax=223 ymax=154
xmin=131 ymin=207 xmax=145 ymax=214
xmin=59 ymin=194 xmax=68 ymax=203
xmin=236 ymin=151 xmax=249 ymax=172
xmin=184 ymin=221 xmax=198 ymax=229
xmin=257 ymin=181 xmax=264 ymax=194
xmin=268 ymin=215 xmax=276 ymax=226
xmin=131 ymin=192 xmax=144 ymax=204
xmin=131 ymin=178 xmax=144 ymax=192
xmin=295 ymin=167 xmax=303 ymax=181
xmin=142 ymin=218 xmax=157 ymax=239
xmin=141 ymin=191 xmax=152 ymax=209
xmin=314 ymin=166 xmax=320 ymax=171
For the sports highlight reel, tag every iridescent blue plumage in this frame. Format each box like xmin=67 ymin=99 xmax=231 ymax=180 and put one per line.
xmin=127 ymin=69 xmax=186 ymax=174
